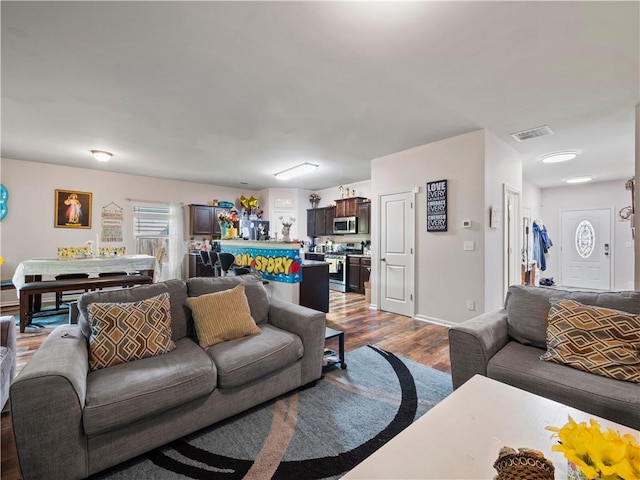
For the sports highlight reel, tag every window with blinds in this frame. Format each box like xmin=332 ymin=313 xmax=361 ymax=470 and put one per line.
xmin=133 ymin=205 xmax=170 ymax=263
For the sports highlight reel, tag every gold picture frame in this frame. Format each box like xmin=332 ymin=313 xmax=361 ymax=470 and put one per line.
xmin=55 ymin=189 xmax=92 ymax=228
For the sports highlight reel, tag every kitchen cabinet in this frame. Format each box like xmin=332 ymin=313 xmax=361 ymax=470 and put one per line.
xmin=348 ymin=256 xmax=361 ymax=293
xmin=299 ymin=262 xmax=329 ymax=313
xmin=189 ymin=204 xmax=231 ymax=236
xmin=347 ymin=255 xmax=371 ymax=294
xmin=357 ymin=202 xmax=371 ymax=234
xmin=335 ymin=197 xmax=367 ymax=217
xmin=306 ymin=207 xmax=335 ymax=237
xmin=188 ymin=252 xmax=215 ymax=278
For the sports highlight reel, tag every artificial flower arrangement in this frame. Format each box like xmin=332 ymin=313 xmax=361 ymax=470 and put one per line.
xmin=217 ymin=210 xmax=238 ymax=227
xmin=279 ymin=216 xmax=295 ymax=227
xmin=309 ymin=192 xmax=321 ymax=207
xmin=546 ymin=416 xmax=640 ymax=480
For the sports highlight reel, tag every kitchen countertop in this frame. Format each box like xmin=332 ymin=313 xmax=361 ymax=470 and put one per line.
xmin=302 ymin=260 xmax=328 ymax=266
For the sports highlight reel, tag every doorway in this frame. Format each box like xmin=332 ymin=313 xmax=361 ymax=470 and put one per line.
xmin=560 ymin=208 xmax=612 ymax=290
xmin=503 ymin=185 xmax=521 ymax=299
xmin=378 ymin=191 xmax=414 ymax=317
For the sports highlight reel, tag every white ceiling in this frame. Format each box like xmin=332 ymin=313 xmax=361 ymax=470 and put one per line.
xmin=2 ymin=1 xmax=638 ymax=191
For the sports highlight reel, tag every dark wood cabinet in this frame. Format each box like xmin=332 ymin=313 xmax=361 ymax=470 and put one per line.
xmin=348 ymin=256 xmax=361 ymax=292
xmin=188 ymin=252 xmax=215 ymax=277
xmin=347 ymin=255 xmax=371 ymax=294
xmin=335 ymin=197 xmax=367 ymax=217
xmin=189 ymin=204 xmax=215 ymax=235
xmin=189 ymin=204 xmax=231 ymax=236
xmin=306 ymin=207 xmax=336 ymax=237
xmin=357 ymin=202 xmax=371 ymax=234
xmin=299 ymin=263 xmax=329 ymax=313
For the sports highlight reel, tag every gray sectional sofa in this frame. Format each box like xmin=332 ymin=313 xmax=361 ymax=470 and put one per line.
xmin=449 ymin=285 xmax=640 ymax=429
xmin=10 ymin=275 xmax=326 ymax=480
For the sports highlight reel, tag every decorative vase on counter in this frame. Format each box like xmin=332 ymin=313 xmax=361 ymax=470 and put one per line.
xmin=282 ymin=226 xmax=291 ymax=242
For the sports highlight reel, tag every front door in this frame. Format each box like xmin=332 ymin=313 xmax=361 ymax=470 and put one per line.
xmin=379 ymin=191 xmax=414 ymax=317
xmin=560 ymin=208 xmax=612 ymax=290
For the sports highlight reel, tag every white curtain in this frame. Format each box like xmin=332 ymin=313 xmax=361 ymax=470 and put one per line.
xmin=165 ymin=203 xmax=185 ymax=281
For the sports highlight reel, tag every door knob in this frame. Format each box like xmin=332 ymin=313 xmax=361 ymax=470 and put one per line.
xmin=381 ymin=257 xmax=386 ymax=262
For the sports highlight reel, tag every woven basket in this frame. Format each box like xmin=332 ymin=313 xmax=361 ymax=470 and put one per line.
xmin=493 ymin=447 xmax=555 ymax=480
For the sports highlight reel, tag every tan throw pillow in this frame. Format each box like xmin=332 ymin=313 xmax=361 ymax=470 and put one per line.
xmin=540 ymin=298 xmax=640 ymax=383
xmin=88 ymin=292 xmax=176 ymax=371
xmin=186 ymin=284 xmax=261 ymax=348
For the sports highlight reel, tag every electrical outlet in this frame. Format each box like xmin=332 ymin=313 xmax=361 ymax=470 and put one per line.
xmin=466 ymin=300 xmax=475 ymax=311
xmin=463 ymin=241 xmax=475 ymax=251
xmin=626 ymin=241 xmax=633 ymax=248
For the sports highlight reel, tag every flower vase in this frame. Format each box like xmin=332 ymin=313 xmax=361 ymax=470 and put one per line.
xmin=219 ymin=222 xmax=228 ymax=238
xmin=282 ymin=226 xmax=291 ymax=242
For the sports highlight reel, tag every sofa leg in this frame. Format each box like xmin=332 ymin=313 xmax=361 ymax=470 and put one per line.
xmin=299 ymin=379 xmax=319 ymax=390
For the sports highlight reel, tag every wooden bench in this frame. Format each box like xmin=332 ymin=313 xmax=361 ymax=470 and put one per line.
xmin=18 ymin=275 xmax=153 ymax=332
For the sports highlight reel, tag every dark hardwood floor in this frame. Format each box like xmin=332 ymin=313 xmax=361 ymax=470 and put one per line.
xmin=0 ymin=291 xmax=451 ymax=480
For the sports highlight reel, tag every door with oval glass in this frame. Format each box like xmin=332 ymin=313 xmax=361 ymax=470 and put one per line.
xmin=560 ymin=208 xmax=612 ymax=290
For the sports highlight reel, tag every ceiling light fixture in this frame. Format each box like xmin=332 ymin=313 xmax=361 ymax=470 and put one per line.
xmin=274 ymin=162 xmax=318 ymax=181
xmin=91 ymin=150 xmax=113 ymax=162
xmin=565 ymin=176 xmax=593 ymax=184
xmin=540 ymin=150 xmax=580 ymax=164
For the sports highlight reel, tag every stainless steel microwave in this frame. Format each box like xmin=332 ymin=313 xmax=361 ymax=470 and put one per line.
xmin=333 ymin=216 xmax=357 ymax=235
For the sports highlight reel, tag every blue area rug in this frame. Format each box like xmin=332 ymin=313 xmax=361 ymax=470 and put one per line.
xmin=93 ymin=345 xmax=453 ymax=480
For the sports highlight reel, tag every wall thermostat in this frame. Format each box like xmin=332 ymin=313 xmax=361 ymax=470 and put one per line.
xmin=462 ymin=220 xmax=472 ymax=229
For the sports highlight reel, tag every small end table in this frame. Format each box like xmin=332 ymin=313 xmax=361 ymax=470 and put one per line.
xmin=325 ymin=326 xmax=347 ymax=369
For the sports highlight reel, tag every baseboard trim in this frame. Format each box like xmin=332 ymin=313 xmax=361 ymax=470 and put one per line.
xmin=413 ymin=314 xmax=455 ymax=328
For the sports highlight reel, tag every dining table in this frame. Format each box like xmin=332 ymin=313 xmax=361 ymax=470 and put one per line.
xmin=12 ymin=254 xmax=157 ymax=312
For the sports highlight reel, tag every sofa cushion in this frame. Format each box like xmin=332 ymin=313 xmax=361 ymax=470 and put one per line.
xmin=505 ymin=285 xmax=640 ymax=348
xmin=541 ymin=299 xmax=640 ymax=383
xmin=206 ymin=324 xmax=303 ymax=389
xmin=87 ymin=292 xmax=176 ymax=371
xmin=78 ymin=282 xmax=169 ymax=338
xmin=487 ymin=341 xmax=640 ymax=429
xmin=162 ymin=279 xmax=189 ymax=341
xmin=187 ymin=275 xmax=269 ymax=324
xmin=186 ymin=284 xmax=261 ymax=348
xmin=83 ymin=337 xmax=216 ymax=435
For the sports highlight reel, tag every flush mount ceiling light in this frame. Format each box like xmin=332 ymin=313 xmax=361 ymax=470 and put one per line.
xmin=274 ymin=162 xmax=318 ymax=181
xmin=565 ymin=176 xmax=593 ymax=184
xmin=90 ymin=150 xmax=113 ymax=162
xmin=540 ymin=150 xmax=580 ymax=164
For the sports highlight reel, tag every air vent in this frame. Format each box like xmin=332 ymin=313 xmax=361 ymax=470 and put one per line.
xmin=510 ymin=125 xmax=554 ymax=142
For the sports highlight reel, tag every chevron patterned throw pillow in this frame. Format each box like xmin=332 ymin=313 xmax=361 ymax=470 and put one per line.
xmin=88 ymin=292 xmax=176 ymax=371
xmin=540 ymin=298 xmax=640 ymax=383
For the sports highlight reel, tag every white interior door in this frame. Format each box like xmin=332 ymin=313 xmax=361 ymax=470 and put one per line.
xmin=560 ymin=208 xmax=612 ymax=290
xmin=379 ymin=191 xmax=414 ymax=317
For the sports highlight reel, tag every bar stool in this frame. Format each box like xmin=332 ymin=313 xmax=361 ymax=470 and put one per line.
xmin=218 ymin=253 xmax=249 ymax=276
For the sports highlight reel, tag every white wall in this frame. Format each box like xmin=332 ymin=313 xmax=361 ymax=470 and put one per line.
xmin=371 ymin=130 xmax=487 ymax=325
xmin=0 ymin=157 xmax=260 ymax=305
xmin=540 ymin=180 xmax=634 ymax=291
xmin=483 ymin=130 xmax=522 ymax=310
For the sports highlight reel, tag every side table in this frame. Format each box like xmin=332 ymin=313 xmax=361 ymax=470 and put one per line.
xmin=325 ymin=326 xmax=347 ymax=369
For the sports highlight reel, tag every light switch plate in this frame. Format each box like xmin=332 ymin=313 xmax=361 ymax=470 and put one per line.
xmin=463 ymin=241 xmax=475 ymax=251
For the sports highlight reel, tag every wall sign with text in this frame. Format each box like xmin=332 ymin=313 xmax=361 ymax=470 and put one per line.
xmin=427 ymin=180 xmax=447 ymax=232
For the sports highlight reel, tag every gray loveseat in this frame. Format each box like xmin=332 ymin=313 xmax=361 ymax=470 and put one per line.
xmin=10 ymin=275 xmax=326 ymax=480
xmin=449 ymin=285 xmax=640 ymax=429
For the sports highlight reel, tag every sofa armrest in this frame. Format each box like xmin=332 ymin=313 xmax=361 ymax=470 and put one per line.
xmin=1 ymin=316 xmax=16 ymax=380
xmin=448 ymin=308 xmax=509 ymax=390
xmin=10 ymin=324 xmax=89 ymax=480
xmin=268 ymin=298 xmax=325 ymax=385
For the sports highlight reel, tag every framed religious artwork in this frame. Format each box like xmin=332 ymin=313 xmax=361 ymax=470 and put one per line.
xmin=55 ymin=189 xmax=92 ymax=228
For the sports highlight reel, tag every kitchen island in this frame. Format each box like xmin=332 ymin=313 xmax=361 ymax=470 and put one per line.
xmin=219 ymin=240 xmax=328 ymax=309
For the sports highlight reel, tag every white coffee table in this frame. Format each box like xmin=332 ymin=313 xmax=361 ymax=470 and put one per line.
xmin=342 ymin=375 xmax=639 ymax=479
